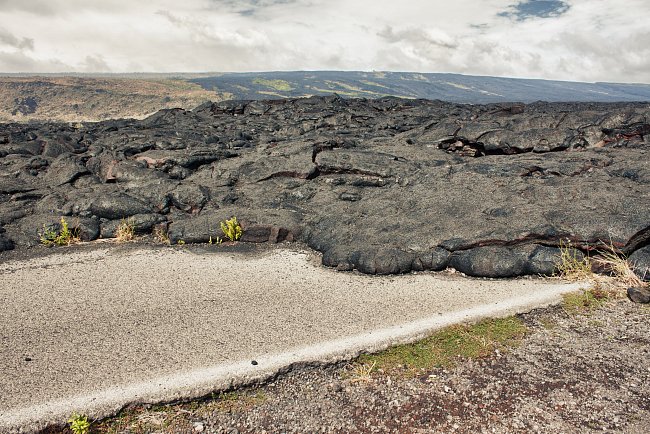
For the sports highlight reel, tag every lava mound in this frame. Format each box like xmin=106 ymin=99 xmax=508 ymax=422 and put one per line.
xmin=1 ymin=96 xmax=649 ymax=278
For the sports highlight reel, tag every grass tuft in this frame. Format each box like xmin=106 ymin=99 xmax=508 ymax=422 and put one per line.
xmin=554 ymin=240 xmax=592 ymax=281
xmin=593 ymin=249 xmax=645 ymax=288
xmin=348 ymin=361 xmax=377 ymax=384
xmin=352 ymin=316 xmax=527 ymax=377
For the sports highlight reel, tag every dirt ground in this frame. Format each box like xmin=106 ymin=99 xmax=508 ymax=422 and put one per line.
xmin=49 ymin=288 xmax=649 ymax=434
xmin=0 ymin=76 xmax=216 ymax=122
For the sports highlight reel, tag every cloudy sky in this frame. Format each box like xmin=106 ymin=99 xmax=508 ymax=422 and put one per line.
xmin=0 ymin=0 xmax=648 ymax=83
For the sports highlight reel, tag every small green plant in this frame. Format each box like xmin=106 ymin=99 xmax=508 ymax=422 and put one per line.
xmin=40 ymin=217 xmax=79 ymax=246
xmin=177 ymin=239 xmax=185 ymax=246
xmin=115 ymin=218 xmax=135 ymax=242
xmin=67 ymin=412 xmax=90 ymax=434
xmin=220 ymin=216 xmax=242 ymax=242
xmin=555 ymin=240 xmax=592 ymax=280
xmin=209 ymin=235 xmax=222 ymax=245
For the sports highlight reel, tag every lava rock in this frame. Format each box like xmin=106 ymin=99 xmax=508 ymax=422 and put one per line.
xmin=525 ymin=245 xmax=563 ymax=276
xmin=450 ymin=246 xmax=529 ymax=278
xmin=627 ymin=286 xmax=650 ymax=304
xmin=339 ymin=192 xmax=361 ymax=202
xmin=169 ymin=183 xmax=210 ymax=213
xmin=629 ymin=246 xmax=650 ymax=281
xmin=89 ymin=193 xmax=152 ymax=220
xmin=412 ymin=248 xmax=450 ymax=272
xmin=350 ymin=248 xmax=415 ymax=275
xmin=239 ymin=224 xmax=272 ymax=243
xmin=74 ymin=217 xmax=100 ymax=242
xmin=1 ymin=98 xmax=649 ymax=277
xmin=0 ymin=233 xmax=14 ymax=251
xmin=42 ymin=154 xmax=89 ymax=186
xmin=167 ymin=213 xmax=222 ymax=245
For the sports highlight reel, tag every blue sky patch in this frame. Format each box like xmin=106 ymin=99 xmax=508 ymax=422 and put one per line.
xmin=499 ymin=0 xmax=570 ymax=21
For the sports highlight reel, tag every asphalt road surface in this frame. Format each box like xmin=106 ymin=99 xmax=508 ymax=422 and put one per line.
xmin=0 ymin=243 xmax=585 ymax=432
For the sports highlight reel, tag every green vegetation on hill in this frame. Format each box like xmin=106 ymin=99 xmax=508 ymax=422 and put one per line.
xmin=252 ymin=78 xmax=294 ymax=92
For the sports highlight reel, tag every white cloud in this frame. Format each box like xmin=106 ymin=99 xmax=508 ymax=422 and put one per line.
xmin=82 ymin=55 xmax=112 ymax=72
xmin=0 ymin=27 xmax=33 ymax=50
xmin=0 ymin=50 xmax=70 ymax=72
xmin=0 ymin=0 xmax=647 ymax=83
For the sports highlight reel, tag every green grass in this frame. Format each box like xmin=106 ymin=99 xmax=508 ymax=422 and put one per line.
xmin=156 ymin=79 xmax=209 ymax=92
xmin=325 ymin=80 xmax=379 ymax=94
xmin=562 ymin=286 xmax=614 ymax=315
xmin=354 ymin=316 xmax=527 ymax=376
xmin=307 ymin=86 xmax=365 ymax=97
xmin=257 ymin=90 xmax=289 ymax=98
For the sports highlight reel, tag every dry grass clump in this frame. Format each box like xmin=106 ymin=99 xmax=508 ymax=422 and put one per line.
xmin=92 ymin=390 xmax=266 ymax=432
xmin=348 ymin=361 xmax=377 ymax=384
xmin=554 ymin=240 xmax=646 ymax=289
xmin=115 ymin=218 xmax=135 ymax=242
xmin=153 ymin=226 xmax=170 ymax=245
xmin=555 ymin=239 xmax=647 ymax=313
xmin=593 ymin=249 xmax=646 ymax=288
xmin=555 ymin=240 xmax=593 ymax=281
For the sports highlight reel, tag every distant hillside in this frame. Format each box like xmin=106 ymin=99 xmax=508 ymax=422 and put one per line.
xmin=191 ymin=71 xmax=650 ymax=104
xmin=0 ymin=72 xmax=648 ymax=123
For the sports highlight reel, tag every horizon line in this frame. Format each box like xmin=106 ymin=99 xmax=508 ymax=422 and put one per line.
xmin=0 ymin=70 xmax=648 ymax=86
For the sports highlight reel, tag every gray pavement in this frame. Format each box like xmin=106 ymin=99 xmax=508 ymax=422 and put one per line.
xmin=0 ymin=244 xmax=586 ymax=432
